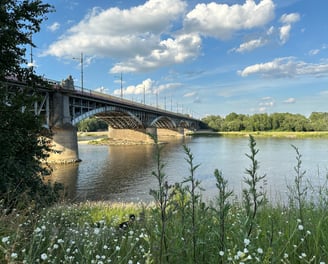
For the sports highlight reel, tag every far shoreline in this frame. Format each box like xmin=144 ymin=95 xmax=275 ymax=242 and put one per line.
xmin=77 ymin=131 xmax=328 ymax=146
xmin=188 ymin=130 xmax=328 ymax=138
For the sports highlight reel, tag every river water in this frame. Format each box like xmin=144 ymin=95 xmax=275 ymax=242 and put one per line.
xmin=50 ymin=136 xmax=328 ymax=204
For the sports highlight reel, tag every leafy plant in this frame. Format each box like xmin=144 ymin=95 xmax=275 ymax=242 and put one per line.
xmin=149 ymin=135 xmax=171 ymax=263
xmin=243 ymin=135 xmax=267 ymax=237
xmin=213 ymin=169 xmax=233 ymax=262
xmin=0 ymin=0 xmax=60 ymax=210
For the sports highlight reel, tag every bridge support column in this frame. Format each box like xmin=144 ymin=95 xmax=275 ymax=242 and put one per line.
xmin=48 ymin=92 xmax=80 ymax=163
xmin=108 ymin=127 xmax=157 ymax=143
xmin=157 ymin=128 xmax=184 ymax=138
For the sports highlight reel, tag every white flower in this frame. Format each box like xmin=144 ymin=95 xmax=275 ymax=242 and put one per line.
xmin=115 ymin=246 xmax=120 ymax=251
xmin=257 ymin=248 xmax=263 ymax=254
xmin=244 ymin=238 xmax=250 ymax=246
xmin=298 ymin=225 xmax=304 ymax=231
xmin=1 ymin=236 xmax=9 ymax=243
xmin=41 ymin=253 xmax=47 ymax=260
xmin=34 ymin=227 xmax=42 ymax=233
xmin=219 ymin=251 xmax=224 ymax=256
xmin=11 ymin=252 xmax=18 ymax=259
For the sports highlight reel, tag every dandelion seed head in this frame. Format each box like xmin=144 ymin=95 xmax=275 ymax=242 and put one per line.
xmin=41 ymin=253 xmax=47 ymax=260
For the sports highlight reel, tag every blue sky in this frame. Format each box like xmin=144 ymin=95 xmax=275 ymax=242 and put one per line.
xmin=30 ymin=0 xmax=328 ymax=118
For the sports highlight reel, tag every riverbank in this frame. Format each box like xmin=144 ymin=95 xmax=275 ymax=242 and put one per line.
xmin=77 ymin=131 xmax=155 ymax=145
xmin=2 ymin=193 xmax=328 ymax=263
xmin=189 ymin=130 xmax=328 ymax=138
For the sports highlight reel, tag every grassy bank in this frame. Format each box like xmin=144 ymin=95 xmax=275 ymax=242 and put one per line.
xmin=1 ymin=198 xmax=328 ymax=263
xmin=1 ymin=136 xmax=328 ymax=263
xmin=190 ymin=130 xmax=328 ymax=139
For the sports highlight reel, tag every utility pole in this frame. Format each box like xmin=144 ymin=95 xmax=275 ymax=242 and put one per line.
xmin=73 ymin=52 xmax=84 ymax=93
xmin=120 ymin=72 xmax=123 ymax=99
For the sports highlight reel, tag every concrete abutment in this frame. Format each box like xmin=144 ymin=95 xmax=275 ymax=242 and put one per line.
xmin=108 ymin=127 xmax=157 ymax=143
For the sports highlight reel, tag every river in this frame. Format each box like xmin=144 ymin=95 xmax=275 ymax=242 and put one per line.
xmin=50 ymin=136 xmax=328 ymax=204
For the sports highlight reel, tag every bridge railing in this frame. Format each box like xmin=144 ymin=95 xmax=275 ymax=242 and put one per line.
xmin=45 ymin=79 xmax=199 ymax=121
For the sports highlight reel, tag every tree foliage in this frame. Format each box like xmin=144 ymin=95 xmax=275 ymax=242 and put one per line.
xmin=77 ymin=117 xmax=108 ymax=132
xmin=0 ymin=0 xmax=60 ymax=210
xmin=202 ymin=112 xmax=328 ymax=132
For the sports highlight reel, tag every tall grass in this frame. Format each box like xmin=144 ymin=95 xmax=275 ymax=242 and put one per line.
xmin=1 ymin=136 xmax=328 ymax=263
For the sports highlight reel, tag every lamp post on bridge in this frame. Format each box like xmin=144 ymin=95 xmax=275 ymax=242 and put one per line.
xmin=73 ymin=52 xmax=84 ymax=93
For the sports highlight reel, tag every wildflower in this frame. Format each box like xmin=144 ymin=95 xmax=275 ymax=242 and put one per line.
xmin=1 ymin=236 xmax=9 ymax=244
xmin=298 ymin=225 xmax=304 ymax=231
xmin=128 ymin=260 xmax=133 ymax=264
xmin=53 ymin=244 xmax=59 ymax=249
xmin=115 ymin=246 xmax=120 ymax=251
xmin=34 ymin=227 xmax=42 ymax=233
xmin=257 ymin=248 xmax=263 ymax=254
xmin=284 ymin=253 xmax=288 ymax=259
xmin=219 ymin=251 xmax=224 ymax=256
xmin=244 ymin=238 xmax=250 ymax=246
xmin=57 ymin=238 xmax=64 ymax=244
xmin=41 ymin=253 xmax=48 ymax=260
xmin=11 ymin=252 xmax=18 ymax=259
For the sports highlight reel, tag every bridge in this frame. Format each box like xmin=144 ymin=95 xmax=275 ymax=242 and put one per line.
xmin=4 ymin=76 xmax=203 ymax=163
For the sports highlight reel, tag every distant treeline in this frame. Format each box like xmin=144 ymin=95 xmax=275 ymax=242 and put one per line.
xmin=202 ymin=112 xmax=328 ymax=132
xmin=77 ymin=118 xmax=108 ymax=132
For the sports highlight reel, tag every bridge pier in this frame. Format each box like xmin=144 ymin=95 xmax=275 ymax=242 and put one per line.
xmin=108 ymin=127 xmax=157 ymax=143
xmin=48 ymin=92 xmax=80 ymax=163
xmin=157 ymin=128 xmax=184 ymax=138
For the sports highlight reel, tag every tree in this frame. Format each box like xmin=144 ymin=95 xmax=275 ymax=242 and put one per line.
xmin=0 ymin=0 xmax=59 ymax=210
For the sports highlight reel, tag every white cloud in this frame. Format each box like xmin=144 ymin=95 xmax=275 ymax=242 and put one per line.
xmin=184 ymin=91 xmax=196 ymax=97
xmin=47 ymin=22 xmax=60 ymax=32
xmin=184 ymin=0 xmax=275 ymax=39
xmin=44 ymin=0 xmax=191 ymax=73
xmin=279 ymin=13 xmax=300 ymax=44
xmin=283 ymin=98 xmax=296 ymax=104
xmin=109 ymin=33 xmax=201 ymax=73
xmin=280 ymin=13 xmax=300 ymax=24
xmin=232 ymin=38 xmax=268 ymax=53
xmin=113 ymin=78 xmax=154 ymax=96
xmin=259 ymin=97 xmax=275 ymax=107
xmin=238 ymin=57 xmax=328 ymax=78
xmin=112 ymin=78 xmax=181 ymax=96
xmin=309 ymin=49 xmax=320 ymax=56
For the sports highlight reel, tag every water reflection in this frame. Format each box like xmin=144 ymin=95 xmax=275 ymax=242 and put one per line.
xmin=51 ymin=137 xmax=328 ymax=204
xmin=49 ymin=163 xmax=79 ymax=201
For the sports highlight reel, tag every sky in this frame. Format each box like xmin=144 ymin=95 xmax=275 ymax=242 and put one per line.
xmin=29 ymin=0 xmax=328 ymax=118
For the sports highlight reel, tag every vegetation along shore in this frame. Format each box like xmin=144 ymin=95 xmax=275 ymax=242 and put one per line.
xmin=2 ymin=136 xmax=328 ymax=263
xmin=2 ymin=1 xmax=328 ymax=263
